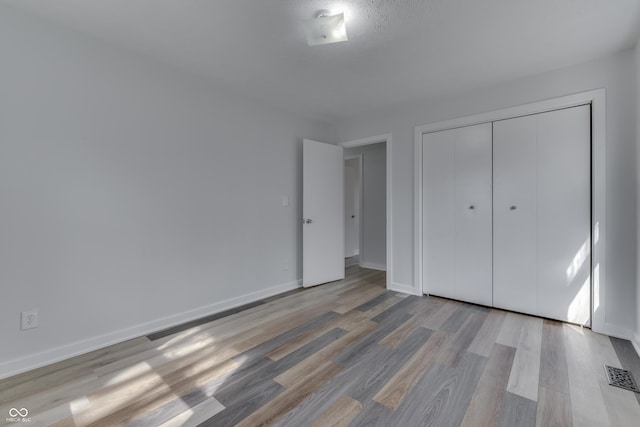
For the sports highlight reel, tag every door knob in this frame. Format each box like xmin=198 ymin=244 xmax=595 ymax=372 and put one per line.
xmin=510 ymin=205 xmax=517 ymax=211
xmin=468 ymin=205 xmax=475 ymax=210
xmin=305 ymin=219 xmax=313 ymax=224
xmin=351 ymin=215 xmax=356 ymax=218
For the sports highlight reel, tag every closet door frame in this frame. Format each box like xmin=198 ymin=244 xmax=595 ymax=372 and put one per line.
xmin=414 ymin=89 xmax=606 ymax=334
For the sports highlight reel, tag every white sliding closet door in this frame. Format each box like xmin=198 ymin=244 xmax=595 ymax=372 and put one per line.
xmin=493 ymin=105 xmax=591 ymax=324
xmin=423 ymin=123 xmax=492 ymax=305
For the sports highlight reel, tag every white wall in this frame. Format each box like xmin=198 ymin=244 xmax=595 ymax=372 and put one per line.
xmin=0 ymin=5 xmax=335 ymax=378
xmin=344 ymin=143 xmax=387 ymax=270
xmin=335 ymin=49 xmax=637 ymax=336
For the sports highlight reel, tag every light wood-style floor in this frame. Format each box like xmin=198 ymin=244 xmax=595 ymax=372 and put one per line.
xmin=2 ymin=262 xmax=640 ymax=426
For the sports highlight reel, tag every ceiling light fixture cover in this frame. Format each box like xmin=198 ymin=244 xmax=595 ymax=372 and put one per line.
xmin=304 ymin=10 xmax=348 ymax=46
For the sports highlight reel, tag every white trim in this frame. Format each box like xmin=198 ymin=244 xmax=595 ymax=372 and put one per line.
xmin=360 ymin=262 xmax=387 ymax=271
xmin=596 ymin=323 xmax=640 ymax=358
xmin=0 ymin=279 xmax=302 ymax=380
xmin=632 ymin=333 xmax=640 ymax=358
xmin=341 ymin=134 xmax=389 ymax=148
xmin=599 ymin=322 xmax=636 ymax=341
xmin=340 ymin=133 xmax=393 ymax=291
xmin=414 ymin=89 xmax=606 ymax=333
xmin=389 ymin=282 xmax=421 ymax=296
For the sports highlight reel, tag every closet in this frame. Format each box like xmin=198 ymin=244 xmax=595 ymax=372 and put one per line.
xmin=422 ymin=104 xmax=591 ymax=325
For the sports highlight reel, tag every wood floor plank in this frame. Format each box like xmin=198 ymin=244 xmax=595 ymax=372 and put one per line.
xmin=346 ymin=327 xmax=432 ymax=402
xmin=0 ymin=374 xmax=98 ymax=420
xmin=216 ymin=328 xmax=348 ymax=406
xmin=390 ymin=352 xmax=487 ymax=427
xmin=156 ymin=396 xmax=225 ymax=427
xmin=272 ymin=353 xmax=375 ymax=427
xmin=539 ymin=319 xmax=570 ymax=395
xmin=75 ymin=357 xmax=238 ymax=427
xmin=440 ymin=305 xmax=475 ymax=334
xmin=379 ymin=298 xmax=443 ymax=349
xmin=468 ymin=309 xmax=507 ymax=357
xmin=405 ymin=295 xmax=442 ymax=315
xmin=373 ymin=329 xmax=446 ymax=410
xmin=563 ymin=325 xmax=611 ymax=427
xmin=308 ymin=395 xmax=363 ymax=427
xmin=506 ymin=316 xmax=543 ymax=402
xmin=436 ymin=311 xmax=489 ymax=367
xmin=233 ymin=361 xmax=343 ymax=427
xmin=535 ymin=386 xmax=572 ymax=427
xmin=370 ymin=295 xmax=421 ymax=323
xmin=360 ymin=294 xmax=405 ymax=319
xmin=496 ymin=312 xmax=527 ymax=347
xmin=460 ymin=343 xmax=516 ymax=427
xmin=125 ymin=388 xmax=221 ymax=427
xmin=333 ymin=309 xmax=411 ymax=367
xmin=28 ymin=396 xmax=91 ymax=427
xmin=420 ymin=298 xmax=461 ymax=330
xmin=0 ymin=337 xmax=153 ymax=403
xmin=333 ymin=285 xmax=388 ymax=314
xmin=346 ymin=401 xmax=395 ymax=427
xmin=266 ymin=310 xmax=363 ymax=361
xmin=274 ymin=322 xmax=377 ymax=388
xmin=498 ymin=391 xmax=537 ymax=427
xmin=355 ymin=292 xmax=397 ymax=312
xmin=378 ymin=312 xmax=426 ymax=349
xmin=197 ymin=381 xmax=284 ymax=427
xmin=233 ymin=310 xmax=340 ymax=361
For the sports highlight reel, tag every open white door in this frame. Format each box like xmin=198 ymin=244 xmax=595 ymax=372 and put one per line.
xmin=303 ymin=139 xmax=345 ymax=287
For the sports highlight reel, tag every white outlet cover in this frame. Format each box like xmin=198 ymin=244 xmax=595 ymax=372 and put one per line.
xmin=21 ymin=309 xmax=38 ymax=330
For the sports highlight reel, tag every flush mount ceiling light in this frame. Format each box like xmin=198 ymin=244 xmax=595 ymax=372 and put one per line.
xmin=303 ymin=10 xmax=348 ymax=46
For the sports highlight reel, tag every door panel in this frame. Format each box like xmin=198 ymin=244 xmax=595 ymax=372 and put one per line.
xmin=303 ymin=139 xmax=345 ymax=287
xmin=422 ymin=130 xmax=455 ymax=299
xmin=423 ymin=123 xmax=492 ymax=305
xmin=454 ymin=124 xmax=493 ymax=306
xmin=493 ymin=106 xmax=591 ymax=324
xmin=493 ymin=115 xmax=538 ymax=315
xmin=536 ymin=106 xmax=591 ymax=324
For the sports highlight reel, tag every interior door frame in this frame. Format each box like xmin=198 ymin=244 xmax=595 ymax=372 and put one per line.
xmin=344 ymin=154 xmax=363 ymax=262
xmin=414 ymin=89 xmax=607 ymax=335
xmin=340 ymin=133 xmax=393 ymax=291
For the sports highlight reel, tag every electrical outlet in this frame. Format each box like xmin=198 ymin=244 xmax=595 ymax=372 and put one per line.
xmin=21 ymin=309 xmax=38 ymax=331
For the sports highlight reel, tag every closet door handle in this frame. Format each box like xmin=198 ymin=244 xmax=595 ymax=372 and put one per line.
xmin=510 ymin=205 xmax=517 ymax=211
xmin=468 ymin=205 xmax=475 ymax=210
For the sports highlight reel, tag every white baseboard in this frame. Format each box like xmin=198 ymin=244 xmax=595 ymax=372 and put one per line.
xmin=597 ymin=322 xmax=634 ymax=341
xmin=0 ymin=279 xmax=302 ymax=380
xmin=594 ymin=322 xmax=640 ymax=358
xmin=389 ymin=282 xmax=421 ymax=296
xmin=360 ymin=262 xmax=386 ymax=271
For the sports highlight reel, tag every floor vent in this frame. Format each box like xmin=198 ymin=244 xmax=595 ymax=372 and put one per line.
xmin=604 ymin=365 xmax=640 ymax=393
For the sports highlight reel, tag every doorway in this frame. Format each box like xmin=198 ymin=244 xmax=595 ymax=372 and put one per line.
xmin=343 ymin=142 xmax=387 ymax=275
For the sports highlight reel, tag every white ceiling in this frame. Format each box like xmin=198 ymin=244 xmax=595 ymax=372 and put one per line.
xmin=7 ymin=0 xmax=640 ymax=122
